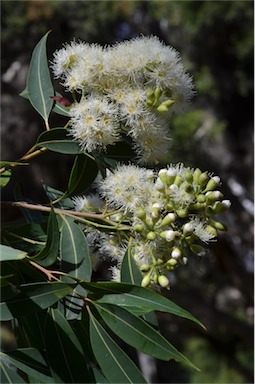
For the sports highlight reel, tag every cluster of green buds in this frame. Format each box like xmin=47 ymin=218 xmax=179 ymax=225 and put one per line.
xmin=132 ymin=165 xmax=231 ymax=289
xmin=146 ymin=87 xmax=175 ymax=113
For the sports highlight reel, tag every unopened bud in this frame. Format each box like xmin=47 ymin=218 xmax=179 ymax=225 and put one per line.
xmin=159 ymin=169 xmax=168 ymax=184
xmin=141 ymin=274 xmax=151 ymax=287
xmin=183 ymin=222 xmax=194 ymax=235
xmin=160 ymin=230 xmax=176 ymax=242
xmin=176 ymin=209 xmax=187 ymax=218
xmin=140 ymin=264 xmax=151 ymax=272
xmin=197 ymin=194 xmax=206 ymax=203
xmin=185 ymin=169 xmax=193 ymax=183
xmin=137 ymin=208 xmax=146 ymax=220
xmin=203 ymin=176 xmax=221 ymax=192
xmin=133 ymin=224 xmax=144 ymax=232
xmin=147 ymin=231 xmax=156 ymax=241
xmin=167 ymin=258 xmax=178 ymax=266
xmin=206 ymin=191 xmax=223 ymax=201
xmin=158 ymin=275 xmax=170 ymax=288
xmin=198 ymin=172 xmax=210 ymax=187
xmin=157 ymin=99 xmax=175 ymax=112
xmin=171 ymin=247 xmax=181 ymax=259
xmin=193 ymin=168 xmax=202 ymax=184
xmin=158 ymin=213 xmax=176 ymax=227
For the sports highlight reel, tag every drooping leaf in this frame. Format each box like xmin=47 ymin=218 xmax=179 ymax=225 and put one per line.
xmin=27 ymin=31 xmax=54 ymax=122
xmin=93 ymin=302 xmax=198 ymax=369
xmin=58 ymin=215 xmax=91 ymax=319
xmin=89 ymin=309 xmax=147 ymax=384
xmin=0 ymin=281 xmax=74 ymax=321
xmin=78 ymin=281 xmax=205 ymax=329
xmin=0 ymin=348 xmax=52 ymax=383
xmin=63 ymin=154 xmax=98 ymax=199
xmin=0 ymin=244 xmax=27 ymax=261
xmin=31 ymin=208 xmax=59 ymax=267
xmin=121 ymin=246 xmax=142 ymax=285
xmin=0 ymin=359 xmax=26 ymax=383
xmin=36 ymin=128 xmax=82 ymax=154
xmin=44 ymin=308 xmax=91 ymax=383
xmin=0 ymin=170 xmax=12 ymax=188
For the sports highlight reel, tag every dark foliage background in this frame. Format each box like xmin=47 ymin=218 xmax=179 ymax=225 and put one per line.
xmin=1 ymin=1 xmax=253 ymax=383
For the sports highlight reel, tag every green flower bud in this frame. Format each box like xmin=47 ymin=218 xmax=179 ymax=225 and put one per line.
xmin=157 ymin=258 xmax=164 ymax=265
xmin=140 ymin=264 xmax=151 ymax=272
xmin=176 ymin=209 xmax=187 ymax=218
xmin=206 ymin=191 xmax=223 ymax=201
xmin=206 ymin=225 xmax=217 ymax=237
xmin=209 ymin=219 xmax=226 ymax=231
xmin=133 ymin=224 xmax=144 ymax=232
xmin=153 ymin=87 xmax=162 ymax=104
xmin=203 ymin=176 xmax=221 ymax=193
xmin=197 ymin=194 xmax=206 ymax=203
xmin=137 ymin=207 xmax=146 ymax=220
xmin=185 ymin=169 xmax=193 ymax=183
xmin=166 ymin=202 xmax=174 ymax=211
xmin=158 ymin=213 xmax=176 ymax=227
xmin=193 ymin=168 xmax=202 ymax=184
xmin=198 ymin=171 xmax=210 ymax=187
xmin=158 ymin=275 xmax=170 ymax=288
xmin=147 ymin=231 xmax=156 ymax=241
xmin=157 ymin=99 xmax=175 ymax=112
xmin=167 ymin=258 xmax=178 ymax=266
xmin=159 ymin=169 xmax=168 ymax=184
xmin=174 ymin=175 xmax=183 ymax=186
xmin=141 ymin=274 xmax=151 ymax=288
xmin=155 ymin=178 xmax=165 ymax=191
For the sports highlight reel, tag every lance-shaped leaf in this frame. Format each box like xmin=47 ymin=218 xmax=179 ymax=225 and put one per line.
xmin=63 ymin=154 xmax=98 ymax=200
xmin=44 ymin=308 xmax=91 ymax=383
xmin=121 ymin=246 xmax=142 ymax=285
xmin=0 ymin=244 xmax=27 ymax=261
xmin=93 ymin=302 xmax=198 ymax=370
xmin=89 ymin=309 xmax=147 ymax=384
xmin=31 ymin=208 xmax=59 ymax=267
xmin=59 ymin=215 xmax=91 ymax=319
xmin=36 ymin=128 xmax=82 ymax=154
xmin=0 ymin=359 xmax=26 ymax=383
xmin=78 ymin=281 xmax=205 ymax=329
xmin=27 ymin=31 xmax=54 ymax=122
xmin=3 ymin=223 xmax=47 ymax=253
xmin=0 ymin=349 xmax=52 ymax=383
xmin=0 ymin=281 xmax=73 ymax=321
xmin=0 ymin=169 xmax=11 ymax=188
xmin=43 ymin=185 xmax=74 ymax=209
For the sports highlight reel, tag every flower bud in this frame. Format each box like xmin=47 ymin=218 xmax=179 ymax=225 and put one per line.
xmin=193 ymin=168 xmax=202 ymax=184
xmin=210 ymin=220 xmax=226 ymax=231
xmin=183 ymin=222 xmax=194 ymax=235
xmin=174 ymin=175 xmax=183 ymax=186
xmin=159 ymin=169 xmax=168 ymax=184
xmin=147 ymin=231 xmax=156 ymax=241
xmin=137 ymin=207 xmax=146 ymax=220
xmin=167 ymin=258 xmax=178 ymax=266
xmin=206 ymin=191 xmax=223 ymax=201
xmin=158 ymin=213 xmax=176 ymax=227
xmin=155 ymin=178 xmax=165 ymax=191
xmin=157 ymin=99 xmax=175 ymax=112
xmin=141 ymin=274 xmax=151 ymax=287
xmin=176 ymin=209 xmax=187 ymax=218
xmin=197 ymin=194 xmax=206 ymax=203
xmin=158 ymin=275 xmax=170 ymax=288
xmin=133 ymin=224 xmax=144 ymax=232
xmin=171 ymin=247 xmax=181 ymax=259
xmin=140 ymin=264 xmax=151 ymax=272
xmin=160 ymin=230 xmax=176 ymax=242
xmin=206 ymin=225 xmax=217 ymax=237
xmin=198 ymin=171 xmax=210 ymax=187
xmin=203 ymin=176 xmax=221 ymax=192
xmin=185 ymin=169 xmax=193 ymax=183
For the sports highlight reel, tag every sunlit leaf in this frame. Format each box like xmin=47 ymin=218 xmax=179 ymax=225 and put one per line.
xmin=59 ymin=215 xmax=91 ymax=319
xmin=27 ymin=31 xmax=54 ymax=122
xmin=94 ymin=302 xmax=198 ymax=369
xmin=89 ymin=309 xmax=147 ymax=383
xmin=0 ymin=244 xmax=27 ymax=261
xmin=0 ymin=281 xmax=73 ymax=321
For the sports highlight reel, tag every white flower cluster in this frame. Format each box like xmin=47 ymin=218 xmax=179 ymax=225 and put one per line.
xmin=74 ymin=163 xmax=230 ymax=288
xmin=51 ymin=36 xmax=194 ymax=163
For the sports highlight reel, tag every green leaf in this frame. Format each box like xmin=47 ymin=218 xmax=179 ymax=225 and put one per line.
xmin=3 ymin=223 xmax=47 ymax=253
xmin=0 ymin=281 xmax=73 ymax=321
xmin=0 ymin=359 xmax=26 ymax=383
xmin=0 ymin=244 xmax=27 ymax=261
xmin=80 ymin=281 xmax=205 ymax=329
xmin=43 ymin=184 xmax=74 ymax=209
xmin=45 ymin=308 xmax=91 ymax=383
xmin=63 ymin=154 xmax=98 ymax=199
xmin=0 ymin=170 xmax=11 ymax=188
xmin=31 ymin=208 xmax=59 ymax=267
xmin=0 ymin=348 xmax=52 ymax=382
xmin=36 ymin=128 xmax=82 ymax=154
xmin=121 ymin=246 xmax=142 ymax=285
xmin=59 ymin=215 xmax=91 ymax=319
xmin=27 ymin=31 xmax=54 ymax=122
xmin=92 ymin=368 xmax=109 ymax=383
xmin=18 ymin=310 xmax=47 ymax=349
xmin=89 ymin=309 xmax=147 ymax=384
xmin=94 ymin=302 xmax=198 ymax=369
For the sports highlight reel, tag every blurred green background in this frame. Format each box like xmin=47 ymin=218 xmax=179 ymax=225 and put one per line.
xmin=1 ymin=1 xmax=254 ymax=383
